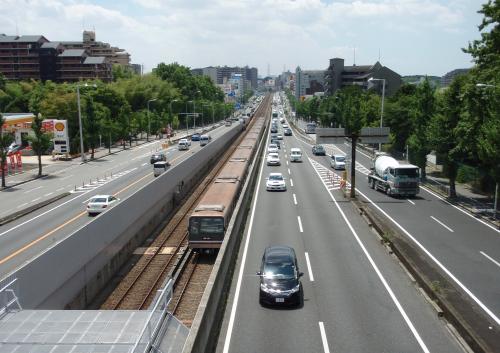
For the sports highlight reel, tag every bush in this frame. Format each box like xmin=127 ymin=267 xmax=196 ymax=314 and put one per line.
xmin=456 ymin=164 xmax=479 ymax=183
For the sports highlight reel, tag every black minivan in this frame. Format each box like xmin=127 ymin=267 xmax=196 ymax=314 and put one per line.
xmin=257 ymin=246 xmax=303 ymax=306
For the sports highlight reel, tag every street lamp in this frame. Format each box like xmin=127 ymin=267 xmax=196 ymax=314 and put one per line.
xmin=76 ymin=83 xmax=97 ymax=163
xmin=476 ymin=82 xmax=498 ymax=219
xmin=147 ymin=98 xmax=157 ymax=142
xmin=368 ymin=77 xmax=386 ymax=151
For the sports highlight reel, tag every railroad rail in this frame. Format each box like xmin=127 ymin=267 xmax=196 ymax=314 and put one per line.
xmin=100 ymin=95 xmax=272 ymax=311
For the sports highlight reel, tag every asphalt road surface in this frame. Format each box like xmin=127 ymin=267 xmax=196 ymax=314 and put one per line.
xmin=216 ymin=117 xmax=464 ymax=353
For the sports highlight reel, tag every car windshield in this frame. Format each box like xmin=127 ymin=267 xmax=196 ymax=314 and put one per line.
xmin=269 ymin=144 xmax=277 ymax=148
xmin=263 ymin=262 xmax=295 ymax=279
xmin=395 ymin=168 xmax=419 ymax=178
xmin=316 ymin=145 xmax=324 ymax=151
xmin=269 ymin=174 xmax=283 ymax=181
xmin=335 ymin=156 xmax=345 ymax=162
xmin=189 ymin=217 xmax=224 ymax=236
xmin=91 ymin=198 xmax=107 ymax=203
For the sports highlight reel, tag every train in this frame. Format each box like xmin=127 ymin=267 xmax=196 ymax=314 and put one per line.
xmin=188 ymin=97 xmax=269 ymax=250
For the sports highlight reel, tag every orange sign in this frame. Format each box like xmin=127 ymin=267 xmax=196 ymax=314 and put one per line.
xmin=55 ymin=122 xmax=65 ymax=131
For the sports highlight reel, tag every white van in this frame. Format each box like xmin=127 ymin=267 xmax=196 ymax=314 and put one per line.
xmin=290 ymin=148 xmax=302 ymax=162
xmin=200 ymin=134 xmax=211 ymax=146
xmin=153 ymin=161 xmax=170 ymax=177
xmin=178 ymin=139 xmax=190 ymax=151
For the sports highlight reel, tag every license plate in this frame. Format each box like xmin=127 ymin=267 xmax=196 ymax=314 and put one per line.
xmin=275 ymin=298 xmax=284 ymax=303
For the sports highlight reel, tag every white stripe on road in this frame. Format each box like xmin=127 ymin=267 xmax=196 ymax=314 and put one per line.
xmin=23 ymin=186 xmax=43 ymax=194
xmin=286 ymin=160 xmax=289 ymax=165
xmin=288 ymin=168 xmax=291 ymax=175
xmin=297 ymin=216 xmax=303 ymax=233
xmin=222 ymin=118 xmax=268 ymax=353
xmin=16 ymin=203 xmax=28 ymax=209
xmin=31 ymin=197 xmax=41 ymax=203
xmin=305 ymin=252 xmax=314 ymax=282
xmin=310 ymin=157 xmax=431 ymax=352
xmin=141 ymin=162 xmax=147 ymax=167
xmin=44 ymin=192 xmax=53 ymax=197
xmin=480 ymin=251 xmax=500 ymax=268
xmin=293 ymin=193 xmax=297 ymax=205
xmin=318 ymin=322 xmax=331 ymax=353
xmin=407 ymin=199 xmax=415 ymax=205
xmin=430 ymin=216 xmax=454 ymax=232
xmin=290 ymin=178 xmax=294 ymax=187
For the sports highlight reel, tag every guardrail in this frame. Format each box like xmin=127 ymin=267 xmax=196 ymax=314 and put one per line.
xmin=0 ymin=278 xmax=21 ymax=319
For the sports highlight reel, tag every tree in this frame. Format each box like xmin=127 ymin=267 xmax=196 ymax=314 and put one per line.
xmin=0 ymin=114 xmax=14 ymax=188
xmin=27 ymin=113 xmax=53 ymax=177
xmin=429 ymin=75 xmax=468 ymax=197
xmin=384 ymin=84 xmax=417 ymax=153
xmin=408 ymin=78 xmax=435 ymax=180
xmin=85 ymin=99 xmax=101 ymax=159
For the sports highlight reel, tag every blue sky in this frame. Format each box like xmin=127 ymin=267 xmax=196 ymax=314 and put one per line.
xmin=1 ymin=0 xmax=486 ymax=77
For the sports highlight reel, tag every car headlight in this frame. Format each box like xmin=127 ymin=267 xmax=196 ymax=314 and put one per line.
xmin=260 ymin=283 xmax=271 ymax=292
xmin=290 ymin=284 xmax=300 ymax=293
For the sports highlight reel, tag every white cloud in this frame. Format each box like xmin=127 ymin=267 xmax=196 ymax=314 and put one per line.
xmin=0 ymin=0 xmax=477 ymax=76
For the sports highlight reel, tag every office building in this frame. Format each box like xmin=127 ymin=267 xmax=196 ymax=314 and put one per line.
xmin=191 ymin=65 xmax=258 ymax=90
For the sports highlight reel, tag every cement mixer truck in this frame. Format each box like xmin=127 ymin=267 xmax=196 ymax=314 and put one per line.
xmin=368 ymin=152 xmax=420 ymax=197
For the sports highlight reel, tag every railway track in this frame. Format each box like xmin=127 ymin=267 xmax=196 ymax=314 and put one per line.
xmin=100 ymin=95 xmax=272 ymax=311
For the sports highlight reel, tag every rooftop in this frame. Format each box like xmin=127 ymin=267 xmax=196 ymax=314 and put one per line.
xmin=59 ymin=49 xmax=86 ymax=57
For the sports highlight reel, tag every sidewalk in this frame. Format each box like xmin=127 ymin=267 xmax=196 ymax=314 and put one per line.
xmin=1 ymin=125 xmax=218 ymax=190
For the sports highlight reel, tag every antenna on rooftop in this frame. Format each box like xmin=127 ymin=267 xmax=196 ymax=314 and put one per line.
xmin=353 ymin=47 xmax=356 ymax=66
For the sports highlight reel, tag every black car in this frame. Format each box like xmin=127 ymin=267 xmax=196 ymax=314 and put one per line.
xmin=284 ymin=128 xmax=292 ymax=136
xmin=191 ymin=133 xmax=201 ymax=141
xmin=257 ymin=246 xmax=303 ymax=307
xmin=270 ymin=139 xmax=281 ymax=149
xmin=150 ymin=152 xmax=166 ymax=164
xmin=312 ymin=145 xmax=326 ymax=156
xmin=271 ymin=126 xmax=278 ymax=133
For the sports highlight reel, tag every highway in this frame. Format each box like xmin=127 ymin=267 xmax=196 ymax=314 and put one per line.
xmin=216 ymin=113 xmax=464 ymax=352
xmin=290 ymin=119 xmax=500 ymax=326
xmin=0 ymin=122 xmax=237 ymax=278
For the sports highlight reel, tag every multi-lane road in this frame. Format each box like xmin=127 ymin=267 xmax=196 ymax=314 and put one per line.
xmin=0 ymin=123 xmax=236 ymax=278
xmin=216 ymin=113 xmax=465 ymax=352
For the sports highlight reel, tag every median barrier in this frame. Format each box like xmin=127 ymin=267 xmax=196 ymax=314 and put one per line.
xmin=0 ymin=124 xmax=243 ymax=309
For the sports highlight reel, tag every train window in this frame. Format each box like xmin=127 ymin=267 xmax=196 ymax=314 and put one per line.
xmin=200 ymin=218 xmax=224 ymax=234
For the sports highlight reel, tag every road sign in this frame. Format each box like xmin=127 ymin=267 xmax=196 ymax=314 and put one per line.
xmin=359 ymin=127 xmax=390 ymax=143
xmin=316 ymin=128 xmax=346 ymax=144
xmin=235 ymin=103 xmax=241 ymax=109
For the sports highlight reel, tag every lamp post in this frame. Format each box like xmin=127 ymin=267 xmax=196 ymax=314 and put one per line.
xmin=476 ymin=83 xmax=498 ymax=219
xmin=187 ymin=100 xmax=197 ymax=131
xmin=76 ymin=83 xmax=97 ymax=163
xmin=169 ymin=99 xmax=180 ymax=135
xmin=146 ymin=98 xmax=158 ymax=142
xmin=368 ymin=77 xmax=386 ymax=151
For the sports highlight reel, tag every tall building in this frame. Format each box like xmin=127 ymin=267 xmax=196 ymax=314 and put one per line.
xmin=191 ymin=65 xmax=258 ymax=90
xmin=325 ymin=58 xmax=402 ymax=96
xmin=0 ymin=32 xmax=135 ymax=82
xmin=294 ymin=67 xmax=326 ymax=99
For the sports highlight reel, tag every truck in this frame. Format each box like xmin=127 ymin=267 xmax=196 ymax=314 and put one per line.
xmin=367 ymin=152 xmax=420 ymax=197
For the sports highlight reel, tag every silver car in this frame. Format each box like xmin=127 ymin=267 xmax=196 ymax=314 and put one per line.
xmin=330 ymin=155 xmax=346 ymax=170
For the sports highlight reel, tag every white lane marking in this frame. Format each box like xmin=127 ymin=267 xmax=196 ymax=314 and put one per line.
xmin=290 ymin=178 xmax=294 ymax=187
xmin=223 ymin=117 xmax=268 ymax=353
xmin=59 ymin=174 xmax=73 ymax=181
xmin=141 ymin=162 xmax=147 ymax=167
xmin=420 ymin=186 xmax=499 ymax=233
xmin=286 ymin=160 xmax=289 ymax=166
xmin=16 ymin=203 xmax=28 ymax=209
xmin=310 ymin=157 xmax=431 ymax=352
xmin=430 ymin=216 xmax=454 ymax=232
xmin=293 ymin=193 xmax=297 ymax=205
xmin=23 ymin=186 xmax=43 ymax=194
xmin=480 ymin=251 xmax=500 ymax=268
xmin=305 ymin=252 xmax=314 ymax=281
xmin=354 ymin=186 xmax=500 ymax=326
xmin=288 ymin=168 xmax=291 ymax=175
xmin=31 ymin=197 xmax=41 ymax=203
xmin=44 ymin=192 xmax=53 ymax=197
xmin=318 ymin=322 xmax=331 ymax=353
xmin=297 ymin=216 xmax=303 ymax=233
xmin=407 ymin=199 xmax=415 ymax=205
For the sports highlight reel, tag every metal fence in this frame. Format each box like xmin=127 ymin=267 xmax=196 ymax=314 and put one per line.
xmin=0 ymin=278 xmax=21 ymax=319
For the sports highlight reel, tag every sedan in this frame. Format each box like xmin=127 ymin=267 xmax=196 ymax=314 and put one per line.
xmin=87 ymin=195 xmax=119 ymax=216
xmin=266 ymin=172 xmax=286 ymax=191
xmin=150 ymin=152 xmax=166 ymax=164
xmin=270 ymin=139 xmax=280 ymax=149
xmin=271 ymin=126 xmax=278 ymax=133
xmin=282 ymin=123 xmax=289 ymax=129
xmin=276 ymin=134 xmax=283 ymax=140
xmin=257 ymin=245 xmax=303 ymax=306
xmin=267 ymin=144 xmax=279 ymax=154
xmin=312 ymin=145 xmax=326 ymax=156
xmin=266 ymin=152 xmax=281 ymax=166
xmin=284 ymin=128 xmax=292 ymax=136
xmin=191 ymin=133 xmax=201 ymax=141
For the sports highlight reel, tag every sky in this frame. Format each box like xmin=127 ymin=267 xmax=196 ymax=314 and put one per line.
xmin=0 ymin=0 xmax=487 ymax=77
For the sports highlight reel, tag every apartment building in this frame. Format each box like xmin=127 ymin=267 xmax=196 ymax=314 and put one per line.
xmin=191 ymin=65 xmax=258 ymax=89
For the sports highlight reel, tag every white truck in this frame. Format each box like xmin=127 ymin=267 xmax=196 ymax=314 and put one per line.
xmin=368 ymin=152 xmax=420 ymax=197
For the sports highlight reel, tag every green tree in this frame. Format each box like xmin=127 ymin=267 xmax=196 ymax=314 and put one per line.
xmin=28 ymin=113 xmax=53 ymax=177
xmin=429 ymin=76 xmax=468 ymax=197
xmin=408 ymin=78 xmax=435 ymax=180
xmin=112 ymin=64 xmax=136 ymax=81
xmin=0 ymin=114 xmax=14 ymax=188
xmin=384 ymin=84 xmax=417 ymax=153
xmin=85 ymin=99 xmax=101 ymax=159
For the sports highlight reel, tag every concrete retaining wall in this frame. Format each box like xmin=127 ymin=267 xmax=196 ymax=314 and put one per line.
xmin=0 ymin=125 xmax=242 ymax=309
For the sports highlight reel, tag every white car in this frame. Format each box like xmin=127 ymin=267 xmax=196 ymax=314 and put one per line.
xmin=266 ymin=173 xmax=286 ymax=191
xmin=330 ymin=155 xmax=346 ymax=170
xmin=267 ymin=144 xmax=279 ymax=154
xmin=282 ymin=123 xmax=289 ymax=129
xmin=290 ymin=148 xmax=302 ymax=162
xmin=276 ymin=134 xmax=283 ymax=140
xmin=87 ymin=195 xmax=119 ymax=216
xmin=266 ymin=152 xmax=281 ymax=166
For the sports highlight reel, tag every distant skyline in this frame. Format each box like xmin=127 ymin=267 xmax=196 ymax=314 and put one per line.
xmin=1 ymin=0 xmax=485 ymax=77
